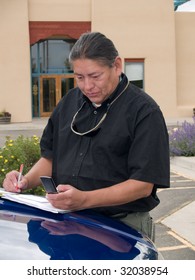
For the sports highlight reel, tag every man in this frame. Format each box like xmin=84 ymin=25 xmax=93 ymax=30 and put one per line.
xmin=3 ymin=32 xmax=170 ymax=241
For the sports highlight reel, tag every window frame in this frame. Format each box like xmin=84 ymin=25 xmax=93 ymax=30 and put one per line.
xmin=124 ymin=58 xmax=145 ymax=90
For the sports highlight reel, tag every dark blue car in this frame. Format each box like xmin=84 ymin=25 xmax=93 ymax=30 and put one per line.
xmin=0 ymin=198 xmax=158 ymax=260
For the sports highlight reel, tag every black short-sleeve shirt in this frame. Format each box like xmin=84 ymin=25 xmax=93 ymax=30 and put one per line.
xmin=40 ymin=74 xmax=170 ymax=216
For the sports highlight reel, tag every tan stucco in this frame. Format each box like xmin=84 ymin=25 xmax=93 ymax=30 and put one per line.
xmin=175 ymin=12 xmax=195 ymax=116
xmin=0 ymin=0 xmax=194 ymax=122
xmin=28 ymin=0 xmax=91 ymax=21
xmin=91 ymin=0 xmax=178 ymax=117
xmin=0 ymin=0 xmax=31 ymax=122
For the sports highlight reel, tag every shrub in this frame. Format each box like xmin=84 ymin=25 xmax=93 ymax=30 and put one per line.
xmin=0 ymin=135 xmax=45 ymax=195
xmin=169 ymin=117 xmax=195 ymax=156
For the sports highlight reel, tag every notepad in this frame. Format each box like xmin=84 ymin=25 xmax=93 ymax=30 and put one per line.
xmin=0 ymin=188 xmax=68 ymax=214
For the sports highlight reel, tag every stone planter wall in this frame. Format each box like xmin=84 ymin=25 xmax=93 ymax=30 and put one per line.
xmin=0 ymin=116 xmax=11 ymax=124
xmin=170 ymin=156 xmax=195 ymax=180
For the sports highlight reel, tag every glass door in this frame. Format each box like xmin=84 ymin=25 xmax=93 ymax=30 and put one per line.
xmin=40 ymin=75 xmax=75 ymax=117
xmin=40 ymin=76 xmax=57 ymax=117
xmin=61 ymin=75 xmax=75 ymax=97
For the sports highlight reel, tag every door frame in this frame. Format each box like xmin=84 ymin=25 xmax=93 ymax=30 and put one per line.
xmin=40 ymin=74 xmax=75 ymax=117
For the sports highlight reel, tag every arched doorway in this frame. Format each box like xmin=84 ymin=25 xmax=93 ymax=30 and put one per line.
xmin=30 ymin=21 xmax=91 ymax=117
xmin=31 ymin=38 xmax=76 ymax=117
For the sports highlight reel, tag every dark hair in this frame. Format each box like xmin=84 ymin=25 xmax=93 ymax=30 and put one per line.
xmin=69 ymin=32 xmax=119 ymax=67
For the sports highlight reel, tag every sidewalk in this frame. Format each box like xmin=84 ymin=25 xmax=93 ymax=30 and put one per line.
xmin=0 ymin=117 xmax=195 ymax=254
xmin=0 ymin=116 xmax=193 ymax=131
xmin=166 ymin=117 xmax=195 ymax=251
xmin=0 ymin=117 xmax=48 ymax=131
xmin=166 ymin=156 xmax=195 ymax=251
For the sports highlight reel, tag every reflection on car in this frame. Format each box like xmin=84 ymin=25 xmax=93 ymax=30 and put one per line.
xmin=0 ymin=199 xmax=158 ymax=260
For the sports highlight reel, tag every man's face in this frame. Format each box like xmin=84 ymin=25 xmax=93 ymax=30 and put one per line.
xmin=72 ymin=58 xmax=122 ymax=105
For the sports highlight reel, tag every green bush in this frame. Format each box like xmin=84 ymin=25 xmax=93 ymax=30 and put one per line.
xmin=0 ymin=135 xmax=45 ymax=195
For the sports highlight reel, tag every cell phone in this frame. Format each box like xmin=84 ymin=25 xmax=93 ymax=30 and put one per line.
xmin=40 ymin=176 xmax=58 ymax=193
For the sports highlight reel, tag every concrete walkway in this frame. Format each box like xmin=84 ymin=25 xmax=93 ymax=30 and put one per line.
xmin=166 ymin=156 xmax=195 ymax=251
xmin=0 ymin=117 xmax=195 ymax=256
xmin=0 ymin=117 xmax=48 ymax=131
xmin=166 ymin=118 xmax=195 ymax=252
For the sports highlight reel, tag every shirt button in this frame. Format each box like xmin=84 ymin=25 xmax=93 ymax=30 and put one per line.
xmin=94 ymin=110 xmax=97 ymax=114
xmin=79 ymin=152 xmax=83 ymax=156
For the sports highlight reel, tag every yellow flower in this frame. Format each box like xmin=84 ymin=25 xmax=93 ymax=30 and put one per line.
xmin=1 ymin=169 xmax=5 ymax=172
xmin=10 ymin=155 xmax=15 ymax=159
xmin=9 ymin=139 xmax=13 ymax=143
xmin=33 ymin=135 xmax=39 ymax=141
xmin=0 ymin=155 xmax=3 ymax=158
xmin=4 ymin=159 xmax=8 ymax=163
xmin=8 ymin=143 xmax=13 ymax=146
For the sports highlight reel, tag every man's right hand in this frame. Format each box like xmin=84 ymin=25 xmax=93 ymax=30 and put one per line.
xmin=3 ymin=170 xmax=28 ymax=193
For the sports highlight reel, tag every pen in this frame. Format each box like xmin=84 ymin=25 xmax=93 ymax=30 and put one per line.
xmin=17 ymin=163 xmax=24 ymax=186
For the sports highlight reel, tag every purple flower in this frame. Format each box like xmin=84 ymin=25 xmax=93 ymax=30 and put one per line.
xmin=169 ymin=117 xmax=195 ymax=156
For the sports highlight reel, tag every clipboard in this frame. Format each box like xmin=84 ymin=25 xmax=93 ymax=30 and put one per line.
xmin=0 ymin=188 xmax=68 ymax=214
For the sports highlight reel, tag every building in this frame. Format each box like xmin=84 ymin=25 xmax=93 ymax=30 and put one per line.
xmin=0 ymin=0 xmax=194 ymax=122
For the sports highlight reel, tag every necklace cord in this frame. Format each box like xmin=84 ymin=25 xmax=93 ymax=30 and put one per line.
xmin=71 ymin=81 xmax=129 ymax=136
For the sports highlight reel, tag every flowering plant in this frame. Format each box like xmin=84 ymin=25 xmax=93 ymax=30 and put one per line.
xmin=0 ymin=135 xmax=45 ymax=195
xmin=169 ymin=117 xmax=195 ymax=156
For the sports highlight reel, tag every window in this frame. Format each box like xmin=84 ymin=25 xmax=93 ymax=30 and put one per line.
xmin=125 ymin=59 xmax=144 ymax=89
xmin=31 ymin=39 xmax=76 ymax=74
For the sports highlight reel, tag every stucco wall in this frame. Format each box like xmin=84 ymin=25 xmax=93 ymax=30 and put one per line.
xmin=28 ymin=0 xmax=91 ymax=21
xmin=175 ymin=12 xmax=195 ymax=116
xmin=91 ymin=0 xmax=178 ymax=117
xmin=0 ymin=0 xmax=194 ymax=122
xmin=0 ymin=0 xmax=31 ymax=122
